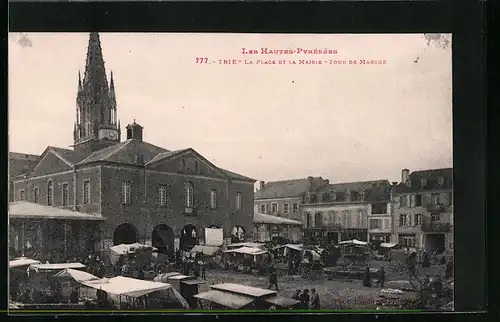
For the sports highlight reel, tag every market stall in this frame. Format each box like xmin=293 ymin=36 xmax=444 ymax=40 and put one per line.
xmin=80 ymin=276 xmax=189 ymax=309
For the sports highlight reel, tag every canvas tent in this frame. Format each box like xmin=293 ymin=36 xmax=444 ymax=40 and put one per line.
xmin=190 ymin=245 xmax=221 ymax=257
xmin=81 ymin=276 xmax=189 ymax=308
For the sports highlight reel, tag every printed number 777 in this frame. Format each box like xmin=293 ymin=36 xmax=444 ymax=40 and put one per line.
xmin=196 ymin=58 xmax=209 ymax=63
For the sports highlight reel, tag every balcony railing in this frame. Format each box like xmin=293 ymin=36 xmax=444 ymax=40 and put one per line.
xmin=421 ymin=222 xmax=451 ymax=233
xmin=426 ymin=203 xmax=445 ymax=213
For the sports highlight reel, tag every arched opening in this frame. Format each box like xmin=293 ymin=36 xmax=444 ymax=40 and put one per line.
xmin=152 ymin=224 xmax=175 ymax=258
xmin=231 ymin=226 xmax=245 ymax=243
xmin=113 ymin=223 xmax=138 ymax=245
xmin=180 ymin=224 xmax=198 ymax=251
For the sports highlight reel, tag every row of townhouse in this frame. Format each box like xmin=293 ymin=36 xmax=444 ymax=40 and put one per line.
xmin=254 ymin=167 xmax=453 ymax=252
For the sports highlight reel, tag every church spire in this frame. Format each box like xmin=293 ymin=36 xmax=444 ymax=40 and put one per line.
xmin=73 ymin=32 xmax=120 ymax=152
xmin=83 ymin=32 xmax=109 ymax=95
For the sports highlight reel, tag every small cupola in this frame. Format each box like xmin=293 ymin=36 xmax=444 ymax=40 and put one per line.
xmin=126 ymin=119 xmax=143 ymax=141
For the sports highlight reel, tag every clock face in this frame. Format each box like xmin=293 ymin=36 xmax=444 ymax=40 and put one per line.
xmin=109 ymin=131 xmax=115 ymax=138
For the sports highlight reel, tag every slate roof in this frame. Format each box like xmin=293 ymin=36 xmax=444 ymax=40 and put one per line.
xmin=77 ymin=139 xmax=169 ymax=166
xmin=393 ymin=168 xmax=453 ymax=194
xmin=48 ymin=146 xmax=90 ymax=165
xmin=254 ymin=177 xmax=325 ymax=199
xmin=8 ymin=152 xmax=40 ymax=178
xmin=254 ymin=212 xmax=303 ymax=226
xmin=220 ymin=168 xmax=255 ymax=182
xmin=146 ymin=149 xmax=190 ymax=165
xmin=313 ymin=180 xmax=391 ymax=203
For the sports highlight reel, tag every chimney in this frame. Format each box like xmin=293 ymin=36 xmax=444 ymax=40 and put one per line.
xmin=401 ymin=169 xmax=410 ymax=184
xmin=259 ymin=181 xmax=265 ymax=190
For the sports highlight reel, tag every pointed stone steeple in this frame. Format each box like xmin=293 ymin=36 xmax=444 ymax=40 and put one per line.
xmin=83 ymin=32 xmax=109 ymax=94
xmin=73 ymin=32 xmax=120 ymax=153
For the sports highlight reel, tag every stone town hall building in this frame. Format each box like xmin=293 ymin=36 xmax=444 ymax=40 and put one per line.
xmin=10 ymin=33 xmax=255 ymax=258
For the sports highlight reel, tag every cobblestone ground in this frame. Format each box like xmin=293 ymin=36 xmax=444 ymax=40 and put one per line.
xmin=201 ymin=262 xmax=449 ymax=310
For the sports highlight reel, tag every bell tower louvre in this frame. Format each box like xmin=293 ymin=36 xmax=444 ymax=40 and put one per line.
xmin=73 ymin=32 xmax=121 ymax=153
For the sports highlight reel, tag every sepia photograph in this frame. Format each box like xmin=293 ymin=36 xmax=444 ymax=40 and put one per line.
xmin=8 ymin=32 xmax=453 ymax=312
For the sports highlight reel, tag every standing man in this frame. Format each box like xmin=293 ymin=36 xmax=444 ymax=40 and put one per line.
xmin=292 ymin=289 xmax=301 ymax=301
xmin=201 ymin=260 xmax=207 ymax=280
xmin=268 ymin=270 xmax=278 ymax=291
xmin=375 ymin=266 xmax=385 ymax=288
xmin=310 ymin=288 xmax=320 ymax=309
xmin=363 ymin=264 xmax=372 ymax=287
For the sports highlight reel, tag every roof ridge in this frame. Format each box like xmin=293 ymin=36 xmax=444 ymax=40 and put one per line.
xmin=411 ymin=167 xmax=453 ymax=173
xmin=327 ymin=179 xmax=389 ymax=185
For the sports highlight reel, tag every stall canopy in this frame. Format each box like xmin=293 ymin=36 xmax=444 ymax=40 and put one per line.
xmin=81 ymin=276 xmax=189 ymax=308
xmin=54 ymin=268 xmax=100 ymax=283
xmin=109 ymin=243 xmax=157 ymax=265
xmin=9 ymin=257 xmax=41 ymax=269
xmin=226 ymin=242 xmax=266 ymax=249
xmin=29 ymin=263 xmax=86 ymax=273
xmin=223 ymin=246 xmax=268 ymax=256
xmin=210 ymin=283 xmax=277 ymax=298
xmin=190 ymin=245 xmax=220 ymax=256
xmin=253 ymin=213 xmax=303 ymax=226
xmin=338 ymin=239 xmax=369 ymax=246
xmin=153 ymin=272 xmax=181 ymax=283
xmin=380 ymin=242 xmax=398 ymax=248
xmin=194 ymin=289 xmax=254 ymax=309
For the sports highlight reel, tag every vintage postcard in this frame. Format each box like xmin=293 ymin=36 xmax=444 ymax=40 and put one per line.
xmin=8 ymin=32 xmax=453 ymax=312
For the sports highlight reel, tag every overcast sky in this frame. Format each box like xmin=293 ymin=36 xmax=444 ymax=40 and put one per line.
xmin=9 ymin=33 xmax=452 ymax=184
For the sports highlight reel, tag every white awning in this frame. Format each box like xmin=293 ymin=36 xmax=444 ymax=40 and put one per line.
xmin=194 ymin=290 xmax=254 ymax=309
xmin=29 ymin=263 xmax=86 ymax=272
xmin=54 ymin=268 xmax=100 ymax=283
xmin=380 ymin=242 xmax=397 ymax=248
xmin=9 ymin=257 xmax=41 ymax=268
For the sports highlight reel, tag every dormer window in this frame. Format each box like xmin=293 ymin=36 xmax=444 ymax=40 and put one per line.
xmin=438 ymin=177 xmax=444 ymax=185
xmin=421 ymin=179 xmax=427 ymax=187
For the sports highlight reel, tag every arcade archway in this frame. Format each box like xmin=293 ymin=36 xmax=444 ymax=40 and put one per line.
xmin=180 ymin=224 xmax=198 ymax=251
xmin=113 ymin=223 xmax=138 ymax=245
xmin=231 ymin=226 xmax=245 ymax=243
xmin=152 ymin=224 xmax=175 ymax=257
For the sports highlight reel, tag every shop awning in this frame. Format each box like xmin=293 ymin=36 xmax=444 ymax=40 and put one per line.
xmin=254 ymin=213 xmax=302 ymax=226
xmin=338 ymin=239 xmax=369 ymax=246
xmin=380 ymin=242 xmax=398 ymax=248
xmin=9 ymin=202 xmax=105 ymax=221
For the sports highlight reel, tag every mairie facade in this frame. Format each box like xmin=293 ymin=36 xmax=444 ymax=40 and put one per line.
xmin=10 ymin=33 xmax=255 ymax=259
